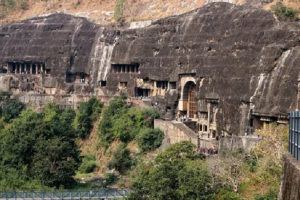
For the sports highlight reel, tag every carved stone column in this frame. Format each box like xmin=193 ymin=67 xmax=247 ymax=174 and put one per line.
xmin=35 ymin=64 xmax=38 ymax=74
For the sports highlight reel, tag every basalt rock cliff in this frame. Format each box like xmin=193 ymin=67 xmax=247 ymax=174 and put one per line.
xmin=0 ymin=2 xmax=299 ymax=136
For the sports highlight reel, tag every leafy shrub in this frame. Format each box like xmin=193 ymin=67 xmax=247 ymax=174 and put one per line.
xmin=271 ymin=2 xmax=299 ymax=22
xmin=105 ymin=173 xmax=117 ymax=185
xmin=108 ymin=143 xmax=132 ymax=174
xmin=79 ymin=155 xmax=97 ymax=173
xmin=2 ymin=98 xmax=24 ymax=122
xmin=214 ymin=189 xmax=242 ymax=200
xmin=74 ymin=97 xmax=103 ymax=139
xmin=4 ymin=0 xmax=15 ymax=9
xmin=255 ymin=193 xmax=277 ymax=200
xmin=0 ymin=0 xmax=16 ymax=19
xmin=79 ymin=161 xmax=97 ymax=174
xmin=136 ymin=128 xmax=164 ymax=152
xmin=20 ymin=0 xmax=29 ymax=10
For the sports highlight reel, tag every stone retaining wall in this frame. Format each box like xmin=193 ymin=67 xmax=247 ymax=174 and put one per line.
xmin=219 ymin=135 xmax=261 ymax=153
xmin=278 ymin=153 xmax=300 ymax=200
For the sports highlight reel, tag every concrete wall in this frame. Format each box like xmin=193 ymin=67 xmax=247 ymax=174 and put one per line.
xmin=278 ymin=153 xmax=300 ymax=200
xmin=219 ymin=135 xmax=261 ymax=153
xmin=155 ymin=119 xmax=198 ymax=151
xmin=17 ymin=93 xmax=116 ymax=111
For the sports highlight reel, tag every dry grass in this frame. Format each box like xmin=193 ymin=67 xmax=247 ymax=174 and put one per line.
xmin=79 ymin=119 xmax=118 ymax=176
xmin=1 ymin=0 xmax=300 ymax=25
xmin=0 ymin=0 xmax=206 ymax=25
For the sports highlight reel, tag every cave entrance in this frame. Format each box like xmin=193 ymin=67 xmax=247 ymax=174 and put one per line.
xmin=135 ymin=88 xmax=150 ymax=97
xmin=182 ymin=81 xmax=197 ymax=119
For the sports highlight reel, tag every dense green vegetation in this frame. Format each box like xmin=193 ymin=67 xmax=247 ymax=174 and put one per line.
xmin=0 ymin=92 xmax=286 ymax=199
xmin=271 ymin=2 xmax=299 ymax=22
xmin=108 ymin=143 xmax=134 ymax=174
xmin=0 ymin=105 xmax=80 ymax=189
xmin=129 ymin=141 xmax=241 ymax=200
xmin=136 ymin=128 xmax=164 ymax=152
xmin=98 ymin=95 xmax=160 ymax=148
xmin=2 ymin=98 xmax=24 ymax=123
xmin=0 ymin=94 xmax=104 ymax=190
xmin=74 ymin=97 xmax=103 ymax=139
xmin=0 ymin=93 xmax=163 ymax=190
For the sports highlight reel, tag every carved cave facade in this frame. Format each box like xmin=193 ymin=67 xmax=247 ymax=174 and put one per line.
xmin=0 ymin=3 xmax=298 ymax=137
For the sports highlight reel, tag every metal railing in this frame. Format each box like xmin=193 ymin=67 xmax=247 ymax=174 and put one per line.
xmin=289 ymin=111 xmax=300 ymax=160
xmin=0 ymin=189 xmax=130 ymax=200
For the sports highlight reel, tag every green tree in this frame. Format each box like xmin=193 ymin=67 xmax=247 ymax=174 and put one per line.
xmin=129 ymin=141 xmax=213 ymax=200
xmin=98 ymin=95 xmax=160 ymax=147
xmin=136 ymin=128 xmax=164 ymax=152
xmin=0 ymin=106 xmax=81 ymax=189
xmin=2 ymin=98 xmax=24 ymax=122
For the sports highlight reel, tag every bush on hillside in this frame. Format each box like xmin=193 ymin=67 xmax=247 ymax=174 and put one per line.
xmin=79 ymin=155 xmax=97 ymax=174
xmin=108 ymin=143 xmax=132 ymax=174
xmin=136 ymin=128 xmax=164 ymax=152
xmin=214 ymin=189 xmax=242 ymax=200
xmin=255 ymin=193 xmax=277 ymax=200
xmin=114 ymin=0 xmax=124 ymax=22
xmin=20 ymin=0 xmax=29 ymax=10
xmin=2 ymin=98 xmax=24 ymax=122
xmin=271 ymin=2 xmax=299 ymax=22
xmin=105 ymin=173 xmax=117 ymax=185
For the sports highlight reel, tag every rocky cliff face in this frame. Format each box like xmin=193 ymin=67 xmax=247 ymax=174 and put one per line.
xmin=0 ymin=2 xmax=300 ymax=136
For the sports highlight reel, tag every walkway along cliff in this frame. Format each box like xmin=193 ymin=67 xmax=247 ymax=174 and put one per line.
xmin=0 ymin=2 xmax=299 ymax=146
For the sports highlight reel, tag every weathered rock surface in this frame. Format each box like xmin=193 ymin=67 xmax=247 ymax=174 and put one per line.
xmin=0 ymin=3 xmax=300 ymax=135
xmin=278 ymin=153 xmax=300 ymax=200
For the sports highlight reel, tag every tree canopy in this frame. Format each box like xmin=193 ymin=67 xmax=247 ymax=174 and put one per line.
xmin=0 ymin=105 xmax=81 ymax=189
xmin=129 ymin=141 xmax=213 ymax=200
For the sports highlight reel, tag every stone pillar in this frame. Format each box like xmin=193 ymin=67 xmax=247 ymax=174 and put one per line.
xmin=30 ymin=64 xmax=33 ymax=74
xmin=15 ymin=64 xmax=18 ymax=74
xmin=35 ymin=64 xmax=38 ymax=74
xmin=207 ymin=102 xmax=211 ymax=137
xmin=154 ymin=81 xmax=157 ymax=96
xmin=41 ymin=64 xmax=44 ymax=74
